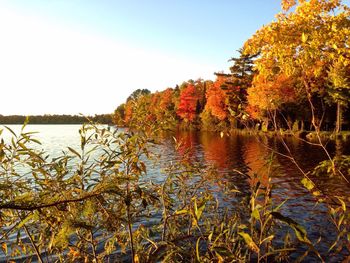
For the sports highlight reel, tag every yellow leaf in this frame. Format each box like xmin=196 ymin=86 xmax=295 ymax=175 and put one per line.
xmin=239 ymin=232 xmax=260 ymax=253
xmin=336 ymin=196 xmax=346 ymax=211
xmin=1 ymin=243 xmax=7 ymax=255
xmin=301 ymin=178 xmax=314 ymax=191
xmin=332 ymin=23 xmax=337 ymax=32
xmin=302 ymin=32 xmax=308 ymax=43
xmin=175 ymin=209 xmax=188 ymax=215
xmin=312 ymin=191 xmax=321 ymax=196
xmin=252 ymin=208 xmax=260 ymax=220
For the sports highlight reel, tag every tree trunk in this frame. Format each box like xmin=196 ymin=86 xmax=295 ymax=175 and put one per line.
xmin=336 ymin=101 xmax=342 ymax=134
xmin=230 ymin=117 xmax=237 ymax=129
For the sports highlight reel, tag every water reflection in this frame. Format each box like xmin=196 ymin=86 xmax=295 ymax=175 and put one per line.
xmin=241 ymin=136 xmax=272 ymax=187
xmin=170 ymin=130 xmax=350 ymax=259
xmin=174 ymin=130 xmax=199 ymax=163
xmin=171 ymin=130 xmax=350 ymax=202
xmin=200 ymin=132 xmax=230 ymax=169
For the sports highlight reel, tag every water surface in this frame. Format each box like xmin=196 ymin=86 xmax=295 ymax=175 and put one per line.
xmin=1 ymin=125 xmax=349 ymax=261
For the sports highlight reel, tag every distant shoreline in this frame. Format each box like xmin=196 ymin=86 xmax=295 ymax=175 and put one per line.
xmin=0 ymin=114 xmax=113 ymax=125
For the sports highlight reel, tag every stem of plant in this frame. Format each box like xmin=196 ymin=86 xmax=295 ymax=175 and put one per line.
xmin=20 ymin=213 xmax=44 ymax=263
xmin=126 ymin=177 xmax=135 ymax=263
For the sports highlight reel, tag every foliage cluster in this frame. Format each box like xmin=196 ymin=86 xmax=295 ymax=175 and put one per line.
xmin=114 ymin=0 xmax=350 ymax=133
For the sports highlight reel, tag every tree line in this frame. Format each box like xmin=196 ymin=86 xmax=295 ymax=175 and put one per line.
xmin=0 ymin=114 xmax=113 ymax=125
xmin=114 ymin=0 xmax=350 ymax=133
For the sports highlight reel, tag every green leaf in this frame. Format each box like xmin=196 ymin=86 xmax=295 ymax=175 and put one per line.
xmin=29 ymin=138 xmax=42 ymax=145
xmin=261 ymin=235 xmax=274 ymax=244
xmin=252 ymin=208 xmax=260 ymax=220
xmin=4 ymin=126 xmax=17 ymax=138
xmin=175 ymin=209 xmax=188 ymax=215
xmin=17 ymin=213 xmax=34 ymax=229
xmin=53 ymin=222 xmax=74 ymax=249
xmin=271 ymin=212 xmax=322 ymax=259
xmin=292 ymin=225 xmax=308 ymax=243
xmin=194 ymin=199 xmax=206 ymax=222
xmin=208 ymin=231 xmax=213 ymax=243
xmin=336 ymin=196 xmax=346 ymax=211
xmin=196 ymin=237 xmax=201 ymax=262
xmin=67 ymin=147 xmax=81 ymax=159
xmin=22 ymin=116 xmax=30 ymax=130
xmin=328 ymin=240 xmax=338 ymax=252
xmin=273 ymin=198 xmax=289 ymax=212
xmin=238 ymin=232 xmax=259 ymax=253
xmin=270 ymin=212 xmax=307 ymax=241
xmin=14 ymin=192 xmax=34 ymax=203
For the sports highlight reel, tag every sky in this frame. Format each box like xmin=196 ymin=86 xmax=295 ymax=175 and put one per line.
xmin=0 ymin=0 xmax=282 ymax=115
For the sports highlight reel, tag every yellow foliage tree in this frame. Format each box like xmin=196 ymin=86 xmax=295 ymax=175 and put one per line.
xmin=244 ymin=0 xmax=350 ymax=132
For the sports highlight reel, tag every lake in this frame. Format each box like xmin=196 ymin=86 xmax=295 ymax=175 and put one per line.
xmin=1 ymin=124 xmax=350 ymax=261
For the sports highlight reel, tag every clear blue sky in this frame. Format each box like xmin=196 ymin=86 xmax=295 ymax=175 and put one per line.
xmin=0 ymin=0 xmax=282 ymax=115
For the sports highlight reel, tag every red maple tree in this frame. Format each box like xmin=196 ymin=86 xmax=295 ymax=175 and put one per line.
xmin=176 ymin=84 xmax=199 ymax=122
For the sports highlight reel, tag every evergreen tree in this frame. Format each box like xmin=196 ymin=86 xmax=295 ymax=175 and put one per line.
xmin=221 ymin=49 xmax=258 ymax=127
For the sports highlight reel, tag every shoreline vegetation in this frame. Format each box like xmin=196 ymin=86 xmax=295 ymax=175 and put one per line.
xmin=2 ymin=115 xmax=349 ymax=142
xmin=112 ymin=3 xmax=350 ymax=141
xmin=226 ymin=129 xmax=350 ymax=141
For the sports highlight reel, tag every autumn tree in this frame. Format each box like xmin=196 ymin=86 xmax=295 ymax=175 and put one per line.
xmin=247 ymin=73 xmax=296 ymax=129
xmin=176 ymin=83 xmax=200 ymax=123
xmin=159 ymin=88 xmax=175 ymax=112
xmin=123 ymin=89 xmax=153 ymax=126
xmin=204 ymin=75 xmax=228 ymax=121
xmin=193 ymin=79 xmax=208 ymax=115
xmin=113 ymin=103 xmax=125 ymax=125
xmin=124 ymin=100 xmax=134 ymax=125
xmin=149 ymin=92 xmax=161 ymax=122
xmin=244 ymin=0 xmax=350 ymax=132
xmin=328 ymin=57 xmax=350 ymax=132
xmin=145 ymin=88 xmax=177 ymax=129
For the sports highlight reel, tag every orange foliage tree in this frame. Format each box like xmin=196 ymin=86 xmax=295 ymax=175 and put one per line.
xmin=176 ymin=83 xmax=199 ymax=123
xmin=124 ymin=101 xmax=134 ymax=125
xmin=159 ymin=88 xmax=174 ymax=112
xmin=204 ymin=75 xmax=228 ymax=121
xmin=150 ymin=88 xmax=177 ymax=128
xmin=247 ymin=73 xmax=296 ymax=118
